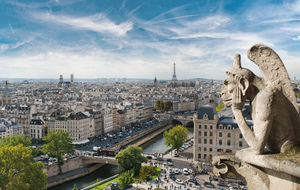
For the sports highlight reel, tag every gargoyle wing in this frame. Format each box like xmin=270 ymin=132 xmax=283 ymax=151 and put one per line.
xmin=248 ymin=44 xmax=298 ymax=112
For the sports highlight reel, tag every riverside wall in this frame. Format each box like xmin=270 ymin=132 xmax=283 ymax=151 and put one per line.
xmin=111 ymin=120 xmax=171 ymax=150
xmin=43 ymin=156 xmax=84 ymax=178
xmin=47 ymin=163 xmax=104 ymax=188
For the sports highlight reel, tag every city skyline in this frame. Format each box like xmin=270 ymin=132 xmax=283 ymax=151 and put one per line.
xmin=2 ymin=0 xmax=300 ymax=80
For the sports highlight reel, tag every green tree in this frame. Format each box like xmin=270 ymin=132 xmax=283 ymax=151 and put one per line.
xmin=119 ymin=171 xmax=134 ymax=190
xmin=160 ymin=101 xmax=165 ymax=112
xmin=0 ymin=135 xmax=32 ymax=147
xmin=139 ymin=166 xmax=156 ymax=181
xmin=164 ymin=125 xmax=188 ymax=151
xmin=155 ymin=100 xmax=161 ymax=111
xmin=42 ymin=130 xmax=74 ymax=174
xmin=216 ymin=103 xmax=225 ymax=112
xmin=115 ymin=145 xmax=147 ymax=176
xmin=0 ymin=144 xmax=47 ymax=190
xmin=73 ymin=184 xmax=79 ymax=190
xmin=164 ymin=101 xmax=173 ymax=111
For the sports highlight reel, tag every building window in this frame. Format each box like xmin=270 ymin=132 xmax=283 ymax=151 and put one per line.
xmin=199 ymin=125 xmax=202 ymax=129
xmin=199 ymin=147 xmax=201 ymax=151
xmin=204 ymin=125 xmax=207 ymax=129
xmin=209 ymin=139 xmax=213 ymax=144
xmin=217 ymin=148 xmax=223 ymax=152
xmin=199 ymin=131 xmax=202 ymax=136
xmin=198 ymin=139 xmax=201 ymax=144
xmin=209 ymin=148 xmax=212 ymax=152
xmin=204 ymin=139 xmax=207 ymax=144
xmin=219 ymin=132 xmax=222 ymax=137
xmin=218 ymin=124 xmax=223 ymax=129
xmin=227 ymin=133 xmax=231 ymax=138
xmin=239 ymin=141 xmax=243 ymax=147
xmin=204 ymin=132 xmax=207 ymax=136
xmin=198 ymin=154 xmax=201 ymax=159
xmin=240 ymin=134 xmax=243 ymax=138
xmin=227 ymin=140 xmax=231 ymax=146
xmin=204 ymin=154 xmax=207 ymax=159
xmin=204 ymin=147 xmax=207 ymax=151
xmin=210 ymin=125 xmax=213 ymax=130
xmin=219 ymin=140 xmax=222 ymax=145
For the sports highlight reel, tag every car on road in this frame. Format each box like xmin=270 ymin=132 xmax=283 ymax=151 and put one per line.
xmin=188 ymin=178 xmax=198 ymax=184
xmin=174 ymin=168 xmax=180 ymax=174
xmin=157 ymin=157 xmax=163 ymax=161
xmin=167 ymin=158 xmax=172 ymax=162
xmin=167 ymin=162 xmax=174 ymax=166
xmin=170 ymin=175 xmax=176 ymax=181
xmin=183 ymin=168 xmax=189 ymax=175
xmin=204 ymin=182 xmax=215 ymax=189
xmin=175 ymin=179 xmax=183 ymax=184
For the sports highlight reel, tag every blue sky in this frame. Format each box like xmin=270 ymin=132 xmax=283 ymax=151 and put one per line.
xmin=1 ymin=0 xmax=300 ymax=80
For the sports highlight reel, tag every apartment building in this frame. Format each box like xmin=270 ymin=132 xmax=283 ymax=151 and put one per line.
xmin=193 ymin=106 xmax=250 ymax=161
xmin=0 ymin=118 xmax=24 ymax=138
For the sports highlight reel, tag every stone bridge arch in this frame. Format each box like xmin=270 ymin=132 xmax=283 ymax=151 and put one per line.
xmin=172 ymin=114 xmax=194 ymax=127
xmin=82 ymin=156 xmax=118 ymax=166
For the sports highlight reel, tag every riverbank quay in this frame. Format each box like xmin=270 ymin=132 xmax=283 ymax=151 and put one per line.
xmin=47 ymin=163 xmax=104 ymax=188
xmin=81 ymin=174 xmax=119 ymax=190
xmin=132 ymin=124 xmax=173 ymax=147
xmin=110 ymin=120 xmax=171 ymax=150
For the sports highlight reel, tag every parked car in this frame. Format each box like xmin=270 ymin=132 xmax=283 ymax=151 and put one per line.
xmin=167 ymin=158 xmax=172 ymax=162
xmin=204 ymin=182 xmax=215 ymax=189
xmin=183 ymin=168 xmax=189 ymax=175
xmin=168 ymin=162 xmax=174 ymax=166
xmin=174 ymin=168 xmax=180 ymax=174
xmin=170 ymin=175 xmax=176 ymax=181
xmin=175 ymin=179 xmax=183 ymax=184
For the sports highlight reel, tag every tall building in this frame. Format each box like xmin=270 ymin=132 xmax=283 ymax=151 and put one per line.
xmin=172 ymin=63 xmax=178 ymax=81
xmin=70 ymin=74 xmax=74 ymax=83
xmin=59 ymin=75 xmax=63 ymax=83
xmin=1 ymin=81 xmax=12 ymax=107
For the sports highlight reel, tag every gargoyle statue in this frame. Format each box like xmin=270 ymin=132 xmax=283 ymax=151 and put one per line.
xmin=221 ymin=44 xmax=300 ymax=155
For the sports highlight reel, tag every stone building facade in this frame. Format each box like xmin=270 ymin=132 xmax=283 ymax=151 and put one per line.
xmin=193 ymin=106 xmax=250 ymax=161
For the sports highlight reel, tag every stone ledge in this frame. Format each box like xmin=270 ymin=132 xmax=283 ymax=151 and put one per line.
xmin=235 ymin=150 xmax=300 ymax=178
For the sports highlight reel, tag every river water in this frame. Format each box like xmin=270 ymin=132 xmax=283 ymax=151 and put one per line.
xmin=49 ymin=127 xmax=193 ymax=190
xmin=142 ymin=127 xmax=193 ymax=154
xmin=48 ymin=164 xmax=118 ymax=190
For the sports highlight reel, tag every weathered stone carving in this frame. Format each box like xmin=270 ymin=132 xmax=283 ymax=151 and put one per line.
xmin=221 ymin=44 xmax=300 ymax=155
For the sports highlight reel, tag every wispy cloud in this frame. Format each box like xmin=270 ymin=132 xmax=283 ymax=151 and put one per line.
xmin=31 ymin=12 xmax=133 ymax=37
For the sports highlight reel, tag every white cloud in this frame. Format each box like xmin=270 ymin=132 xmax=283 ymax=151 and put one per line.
xmin=32 ymin=12 xmax=133 ymax=37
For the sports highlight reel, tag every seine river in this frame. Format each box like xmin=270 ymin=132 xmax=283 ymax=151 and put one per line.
xmin=141 ymin=127 xmax=193 ymax=154
xmin=49 ymin=127 xmax=193 ymax=190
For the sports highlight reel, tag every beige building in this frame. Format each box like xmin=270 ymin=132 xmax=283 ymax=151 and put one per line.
xmin=29 ymin=118 xmax=46 ymax=139
xmin=193 ymin=106 xmax=249 ymax=161
xmin=48 ymin=111 xmax=91 ymax=142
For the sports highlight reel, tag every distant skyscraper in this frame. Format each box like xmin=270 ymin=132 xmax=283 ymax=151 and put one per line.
xmin=172 ymin=63 xmax=177 ymax=81
xmin=59 ymin=75 xmax=63 ymax=83
xmin=71 ymin=74 xmax=74 ymax=83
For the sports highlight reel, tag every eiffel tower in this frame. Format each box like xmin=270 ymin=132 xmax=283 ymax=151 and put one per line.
xmin=172 ymin=63 xmax=177 ymax=81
